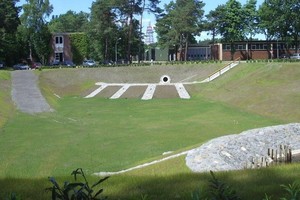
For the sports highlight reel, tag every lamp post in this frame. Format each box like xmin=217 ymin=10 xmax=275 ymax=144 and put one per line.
xmin=115 ymin=38 xmax=121 ymax=64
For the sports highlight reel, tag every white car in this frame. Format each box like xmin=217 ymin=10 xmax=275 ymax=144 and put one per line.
xmin=290 ymin=53 xmax=300 ymax=59
xmin=83 ymin=60 xmax=96 ymax=66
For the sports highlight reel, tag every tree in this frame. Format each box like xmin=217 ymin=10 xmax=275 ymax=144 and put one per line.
xmin=114 ymin=0 xmax=143 ymax=63
xmin=0 ymin=0 xmax=21 ymax=66
xmin=155 ymin=2 xmax=178 ymax=52
xmin=243 ymin=0 xmax=258 ymax=60
xmin=156 ymin=0 xmax=205 ymax=61
xmin=205 ymin=6 xmax=222 ymax=44
xmin=20 ymin=0 xmax=53 ymax=64
xmin=257 ymin=1 xmax=276 ymax=41
xmin=113 ymin=0 xmax=161 ymax=63
xmin=258 ymin=0 xmax=300 ymax=53
xmin=218 ymin=0 xmax=245 ymax=60
xmin=243 ymin=0 xmax=257 ymax=40
xmin=205 ymin=5 xmax=225 ymax=60
xmin=88 ymin=0 xmax=119 ymax=62
xmin=48 ymin=11 xmax=89 ymax=33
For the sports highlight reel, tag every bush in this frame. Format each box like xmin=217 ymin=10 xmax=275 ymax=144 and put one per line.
xmin=46 ymin=168 xmax=109 ymax=200
xmin=263 ymin=181 xmax=300 ymax=200
xmin=192 ymin=171 xmax=241 ymax=200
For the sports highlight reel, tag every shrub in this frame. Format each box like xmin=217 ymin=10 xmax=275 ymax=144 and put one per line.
xmin=4 ymin=193 xmax=21 ymax=200
xmin=263 ymin=181 xmax=300 ymax=200
xmin=46 ymin=168 xmax=109 ymax=200
xmin=208 ymin=171 xmax=241 ymax=200
xmin=192 ymin=171 xmax=241 ymax=200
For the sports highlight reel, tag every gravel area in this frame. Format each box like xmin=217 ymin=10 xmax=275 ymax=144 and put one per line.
xmin=186 ymin=123 xmax=300 ymax=173
xmin=11 ymin=70 xmax=53 ymax=114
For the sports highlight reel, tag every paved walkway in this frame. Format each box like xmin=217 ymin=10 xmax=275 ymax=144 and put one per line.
xmin=11 ymin=70 xmax=53 ymax=114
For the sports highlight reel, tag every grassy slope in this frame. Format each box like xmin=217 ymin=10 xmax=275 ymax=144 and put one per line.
xmin=0 ymin=71 xmax=15 ymax=127
xmin=191 ymin=62 xmax=300 ymax=122
xmin=0 ymin=63 xmax=299 ymax=200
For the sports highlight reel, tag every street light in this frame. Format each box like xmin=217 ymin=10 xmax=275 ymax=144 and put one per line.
xmin=115 ymin=38 xmax=121 ymax=64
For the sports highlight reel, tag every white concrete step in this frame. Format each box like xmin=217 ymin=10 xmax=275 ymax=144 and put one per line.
xmin=110 ymin=84 xmax=131 ymax=99
xmin=141 ymin=84 xmax=156 ymax=100
xmin=85 ymin=83 xmax=108 ymax=98
xmin=175 ymin=83 xmax=190 ymax=99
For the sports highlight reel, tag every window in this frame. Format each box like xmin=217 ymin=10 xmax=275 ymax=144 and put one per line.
xmin=55 ymin=36 xmax=63 ymax=44
xmin=237 ymin=44 xmax=246 ymax=50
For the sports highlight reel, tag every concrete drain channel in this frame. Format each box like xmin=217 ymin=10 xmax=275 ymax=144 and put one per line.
xmin=85 ymin=75 xmax=191 ymax=100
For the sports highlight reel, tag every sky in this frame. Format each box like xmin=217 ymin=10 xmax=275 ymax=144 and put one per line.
xmin=17 ymin=0 xmax=264 ymax=40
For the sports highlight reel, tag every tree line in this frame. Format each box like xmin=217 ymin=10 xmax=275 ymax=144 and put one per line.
xmin=1 ymin=0 xmax=299 ymax=66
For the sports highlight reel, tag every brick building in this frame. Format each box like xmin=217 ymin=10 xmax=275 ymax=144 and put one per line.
xmin=215 ymin=40 xmax=298 ymax=61
xmin=49 ymin=33 xmax=73 ymax=64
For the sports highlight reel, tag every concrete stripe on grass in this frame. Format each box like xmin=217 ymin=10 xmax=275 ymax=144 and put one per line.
xmin=141 ymin=84 xmax=156 ymax=100
xmin=175 ymin=83 xmax=190 ymax=99
xmin=110 ymin=84 xmax=131 ymax=99
xmin=94 ymin=150 xmax=190 ymax=176
xmin=85 ymin=83 xmax=108 ymax=98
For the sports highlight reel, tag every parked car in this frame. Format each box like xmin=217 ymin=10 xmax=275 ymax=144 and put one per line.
xmin=101 ymin=60 xmax=113 ymax=65
xmin=0 ymin=61 xmax=5 ymax=69
xmin=280 ymin=54 xmax=290 ymax=59
xmin=62 ymin=60 xmax=75 ymax=67
xmin=13 ymin=63 xmax=30 ymax=70
xmin=49 ymin=60 xmax=60 ymax=66
xmin=290 ymin=53 xmax=300 ymax=59
xmin=31 ymin=62 xmax=42 ymax=69
xmin=83 ymin=59 xmax=96 ymax=66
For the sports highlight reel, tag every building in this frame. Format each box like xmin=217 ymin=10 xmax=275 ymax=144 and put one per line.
xmin=186 ymin=45 xmax=211 ymax=60
xmin=216 ymin=40 xmax=298 ymax=61
xmin=49 ymin=33 xmax=73 ymax=64
xmin=50 ymin=34 xmax=299 ymax=64
xmin=144 ymin=40 xmax=300 ymax=62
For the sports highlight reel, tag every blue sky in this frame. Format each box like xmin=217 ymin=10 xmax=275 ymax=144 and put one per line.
xmin=18 ymin=0 xmax=264 ymax=40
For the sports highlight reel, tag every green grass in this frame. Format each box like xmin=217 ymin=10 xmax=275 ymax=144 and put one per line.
xmin=191 ymin=62 xmax=300 ymax=122
xmin=0 ymin=97 xmax=280 ymax=178
xmin=0 ymin=62 xmax=299 ymax=200
xmin=0 ymin=71 xmax=14 ymax=127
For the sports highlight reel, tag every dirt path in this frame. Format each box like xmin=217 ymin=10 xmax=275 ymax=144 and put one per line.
xmin=11 ymin=70 xmax=53 ymax=114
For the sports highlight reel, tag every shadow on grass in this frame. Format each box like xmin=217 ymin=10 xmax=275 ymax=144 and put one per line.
xmin=105 ymin=164 xmax=300 ymax=200
xmin=1 ymin=164 xmax=300 ymax=200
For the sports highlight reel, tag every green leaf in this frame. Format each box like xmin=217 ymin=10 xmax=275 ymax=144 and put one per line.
xmin=91 ymin=176 xmax=110 ymax=189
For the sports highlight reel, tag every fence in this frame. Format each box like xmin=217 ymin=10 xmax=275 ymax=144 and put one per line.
xmin=245 ymin=145 xmax=295 ymax=169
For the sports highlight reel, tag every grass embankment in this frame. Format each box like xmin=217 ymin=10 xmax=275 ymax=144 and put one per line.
xmin=0 ymin=71 xmax=15 ymax=127
xmin=0 ymin=63 xmax=299 ymax=199
xmin=189 ymin=62 xmax=300 ymax=122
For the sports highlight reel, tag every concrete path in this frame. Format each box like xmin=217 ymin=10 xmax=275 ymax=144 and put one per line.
xmin=11 ymin=70 xmax=53 ymax=114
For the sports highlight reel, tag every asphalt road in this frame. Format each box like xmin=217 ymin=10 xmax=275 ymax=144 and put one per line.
xmin=11 ymin=70 xmax=53 ymax=114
